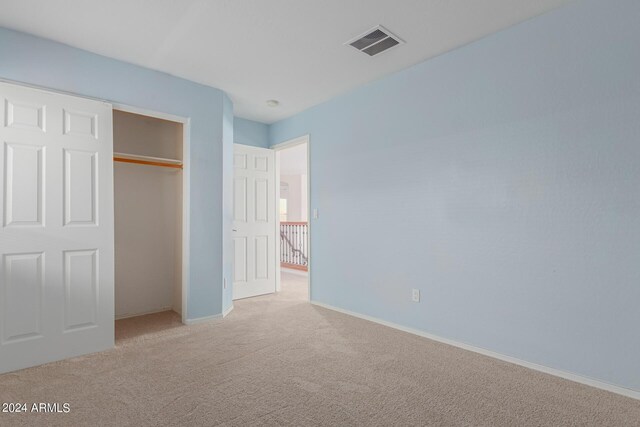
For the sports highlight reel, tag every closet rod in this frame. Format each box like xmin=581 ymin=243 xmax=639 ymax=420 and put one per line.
xmin=113 ymin=156 xmax=183 ymax=169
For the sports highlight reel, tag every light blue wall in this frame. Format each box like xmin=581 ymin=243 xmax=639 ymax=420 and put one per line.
xmin=270 ymin=0 xmax=640 ymax=391
xmin=234 ymin=117 xmax=269 ymax=148
xmin=0 ymin=27 xmax=229 ymax=320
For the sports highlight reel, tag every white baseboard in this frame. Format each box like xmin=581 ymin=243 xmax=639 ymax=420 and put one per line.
xmin=310 ymin=301 xmax=640 ymax=401
xmin=184 ymin=313 xmax=222 ymax=325
xmin=115 ymin=307 xmax=173 ymax=320
xmin=223 ymin=305 xmax=234 ymax=317
xmin=185 ymin=304 xmax=234 ymax=325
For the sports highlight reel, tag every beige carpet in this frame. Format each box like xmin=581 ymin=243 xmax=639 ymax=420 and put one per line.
xmin=0 ymin=272 xmax=638 ymax=426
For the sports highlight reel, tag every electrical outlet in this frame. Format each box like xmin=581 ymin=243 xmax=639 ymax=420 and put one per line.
xmin=313 ymin=208 xmax=319 ymax=219
xmin=412 ymin=289 xmax=420 ymax=302
xmin=223 ymin=278 xmax=227 ymax=289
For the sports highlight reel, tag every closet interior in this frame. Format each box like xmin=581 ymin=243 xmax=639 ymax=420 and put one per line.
xmin=113 ymin=110 xmax=184 ymax=321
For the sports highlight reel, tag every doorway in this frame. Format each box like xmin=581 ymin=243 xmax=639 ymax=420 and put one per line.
xmin=274 ymin=136 xmax=310 ymax=301
xmin=112 ymin=106 xmax=190 ymax=341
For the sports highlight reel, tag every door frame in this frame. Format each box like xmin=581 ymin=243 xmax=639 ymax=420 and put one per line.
xmin=272 ymin=134 xmax=311 ymax=301
xmin=112 ymin=103 xmax=191 ymax=324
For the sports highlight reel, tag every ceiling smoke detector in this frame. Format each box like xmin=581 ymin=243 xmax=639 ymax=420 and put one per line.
xmin=266 ymin=99 xmax=280 ymax=107
xmin=345 ymin=25 xmax=404 ymax=56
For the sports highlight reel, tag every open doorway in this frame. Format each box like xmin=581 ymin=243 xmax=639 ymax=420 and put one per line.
xmin=112 ymin=107 xmax=190 ymax=343
xmin=274 ymin=136 xmax=310 ymax=301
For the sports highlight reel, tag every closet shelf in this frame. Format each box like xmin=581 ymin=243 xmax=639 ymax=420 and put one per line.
xmin=113 ymin=152 xmax=183 ymax=169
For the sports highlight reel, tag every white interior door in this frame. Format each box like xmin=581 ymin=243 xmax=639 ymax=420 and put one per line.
xmin=0 ymin=81 xmax=114 ymax=374
xmin=233 ymin=144 xmax=276 ymax=300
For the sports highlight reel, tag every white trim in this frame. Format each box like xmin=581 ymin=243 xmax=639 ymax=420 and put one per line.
xmin=115 ymin=307 xmax=174 ymax=320
xmin=274 ymin=150 xmax=282 ymax=292
xmin=223 ymin=305 xmax=234 ymax=318
xmin=183 ymin=313 xmax=222 ymax=325
xmin=181 ymin=120 xmax=191 ymax=324
xmin=311 ymin=301 xmax=640 ymax=401
xmin=185 ymin=304 xmax=232 ymax=324
xmin=113 ymin=152 xmax=182 ymax=165
xmin=271 ymin=135 xmax=309 ymax=151
xmin=272 ymin=135 xmax=311 ymax=301
xmin=0 ymin=77 xmax=111 ymax=104
xmin=111 ymin=103 xmax=188 ymax=125
xmin=112 ymin=104 xmax=191 ymax=326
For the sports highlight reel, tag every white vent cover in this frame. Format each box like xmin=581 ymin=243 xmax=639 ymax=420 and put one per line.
xmin=345 ymin=25 xmax=404 ymax=56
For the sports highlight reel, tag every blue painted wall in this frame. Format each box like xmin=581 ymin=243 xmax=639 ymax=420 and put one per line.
xmin=0 ymin=27 xmax=229 ymax=320
xmin=270 ymin=0 xmax=640 ymax=391
xmin=234 ymin=117 xmax=269 ymax=148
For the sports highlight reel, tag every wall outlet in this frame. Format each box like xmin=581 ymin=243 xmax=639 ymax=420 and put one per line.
xmin=223 ymin=278 xmax=227 ymax=289
xmin=412 ymin=289 xmax=420 ymax=302
xmin=313 ymin=208 xmax=319 ymax=219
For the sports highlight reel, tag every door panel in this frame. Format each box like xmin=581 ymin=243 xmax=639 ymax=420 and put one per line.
xmin=63 ymin=109 xmax=98 ymax=138
xmin=255 ymin=179 xmax=268 ymax=222
xmin=0 ymin=81 xmax=114 ymax=374
xmin=255 ymin=235 xmax=269 ymax=280
xmin=232 ymin=144 xmax=276 ymax=300
xmin=2 ymin=252 xmax=44 ymax=343
xmin=63 ymin=249 xmax=98 ymax=331
xmin=5 ymin=99 xmax=46 ymax=132
xmin=233 ymin=177 xmax=247 ymax=222
xmin=3 ymin=142 xmax=45 ymax=226
xmin=64 ymin=149 xmax=98 ymax=226
xmin=233 ymin=237 xmax=247 ymax=283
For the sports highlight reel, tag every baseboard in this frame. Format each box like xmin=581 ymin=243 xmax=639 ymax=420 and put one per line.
xmin=184 ymin=313 xmax=222 ymax=325
xmin=185 ymin=303 xmax=234 ymax=324
xmin=223 ymin=305 xmax=234 ymax=317
xmin=310 ymin=301 xmax=640 ymax=401
xmin=115 ymin=307 xmax=173 ymax=320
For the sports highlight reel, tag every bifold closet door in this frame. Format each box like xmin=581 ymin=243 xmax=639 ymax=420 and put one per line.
xmin=0 ymin=81 xmax=114 ymax=374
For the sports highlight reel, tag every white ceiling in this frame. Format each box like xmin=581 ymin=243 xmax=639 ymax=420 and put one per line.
xmin=279 ymin=143 xmax=307 ymax=176
xmin=0 ymin=0 xmax=571 ymax=123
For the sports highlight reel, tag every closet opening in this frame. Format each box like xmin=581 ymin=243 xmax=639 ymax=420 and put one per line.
xmin=112 ymin=108 xmax=189 ymax=342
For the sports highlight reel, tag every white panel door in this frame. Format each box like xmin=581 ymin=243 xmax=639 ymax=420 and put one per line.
xmin=233 ymin=144 xmax=276 ymax=300
xmin=0 ymin=81 xmax=114 ymax=374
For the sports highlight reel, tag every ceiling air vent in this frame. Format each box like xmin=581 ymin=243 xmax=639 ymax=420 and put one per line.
xmin=346 ymin=25 xmax=404 ymax=56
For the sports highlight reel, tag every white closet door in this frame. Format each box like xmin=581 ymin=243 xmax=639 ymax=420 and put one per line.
xmin=233 ymin=144 xmax=276 ymax=300
xmin=0 ymin=81 xmax=114 ymax=374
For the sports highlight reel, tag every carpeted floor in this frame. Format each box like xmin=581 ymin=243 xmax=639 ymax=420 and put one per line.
xmin=0 ymin=272 xmax=638 ymax=426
